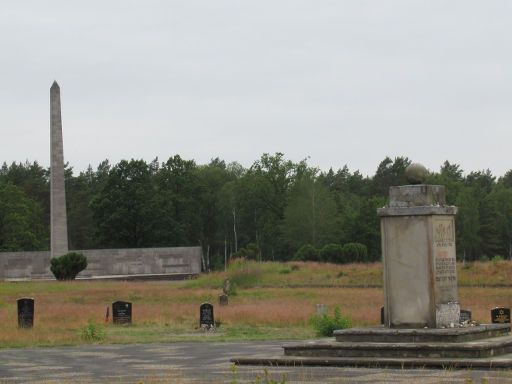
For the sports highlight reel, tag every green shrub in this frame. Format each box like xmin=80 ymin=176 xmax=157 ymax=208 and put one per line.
xmin=293 ymin=244 xmax=318 ymax=261
xmin=319 ymin=243 xmax=344 ymax=263
xmin=309 ymin=306 xmax=351 ymax=337
xmin=342 ymin=243 xmax=368 ymax=263
xmin=80 ymin=320 xmax=105 ymax=342
xmin=492 ymin=255 xmax=504 ymax=263
xmin=50 ymin=252 xmax=87 ymax=280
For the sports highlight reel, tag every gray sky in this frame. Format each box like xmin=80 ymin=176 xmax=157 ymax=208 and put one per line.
xmin=1 ymin=1 xmax=511 ymax=177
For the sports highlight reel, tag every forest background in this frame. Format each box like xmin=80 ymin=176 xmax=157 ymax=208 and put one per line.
xmin=1 ymin=153 xmax=512 ymax=269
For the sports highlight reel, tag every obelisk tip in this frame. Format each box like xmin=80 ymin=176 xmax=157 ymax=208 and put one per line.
xmin=51 ymin=81 xmax=60 ymax=90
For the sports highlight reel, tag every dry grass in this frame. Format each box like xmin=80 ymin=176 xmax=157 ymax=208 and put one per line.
xmin=0 ymin=260 xmax=511 ymax=347
xmin=184 ymin=259 xmax=512 ymax=289
xmin=1 ymin=273 xmax=511 ymax=348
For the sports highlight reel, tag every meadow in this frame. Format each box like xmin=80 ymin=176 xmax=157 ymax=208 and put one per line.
xmin=0 ymin=259 xmax=511 ymax=348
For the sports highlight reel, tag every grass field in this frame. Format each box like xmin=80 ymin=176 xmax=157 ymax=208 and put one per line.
xmin=1 ymin=260 xmax=511 ymax=348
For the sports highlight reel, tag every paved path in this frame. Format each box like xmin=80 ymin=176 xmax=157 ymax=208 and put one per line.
xmin=0 ymin=341 xmax=512 ymax=383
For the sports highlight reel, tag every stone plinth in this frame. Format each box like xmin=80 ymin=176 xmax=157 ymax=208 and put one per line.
xmin=378 ymin=184 xmax=459 ymax=328
xmin=232 ymin=325 xmax=512 ymax=369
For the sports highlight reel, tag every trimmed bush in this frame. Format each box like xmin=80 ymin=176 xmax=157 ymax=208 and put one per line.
xmin=342 ymin=243 xmax=368 ymax=263
xmin=319 ymin=243 xmax=344 ymax=263
xmin=293 ymin=244 xmax=318 ymax=261
xmin=50 ymin=252 xmax=87 ymax=280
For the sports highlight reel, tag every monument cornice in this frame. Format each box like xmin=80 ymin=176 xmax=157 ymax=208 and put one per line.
xmin=377 ymin=205 xmax=458 ymax=217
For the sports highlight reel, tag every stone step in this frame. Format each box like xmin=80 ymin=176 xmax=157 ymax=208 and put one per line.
xmin=334 ymin=324 xmax=510 ymax=343
xmin=284 ymin=335 xmax=512 ymax=359
xmin=231 ymin=353 xmax=512 ymax=369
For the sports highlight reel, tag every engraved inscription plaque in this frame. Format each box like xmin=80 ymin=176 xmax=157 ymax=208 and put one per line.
xmin=433 ymin=217 xmax=458 ymax=302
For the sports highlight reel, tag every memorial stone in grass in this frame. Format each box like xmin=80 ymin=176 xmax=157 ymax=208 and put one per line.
xmin=459 ymin=309 xmax=472 ymax=323
xmin=17 ymin=298 xmax=34 ymax=328
xmin=316 ymin=304 xmax=327 ymax=315
xmin=219 ymin=294 xmax=228 ymax=306
xmin=112 ymin=301 xmax=132 ymax=324
xmin=200 ymin=303 xmax=214 ymax=328
xmin=491 ymin=307 xmax=511 ymax=324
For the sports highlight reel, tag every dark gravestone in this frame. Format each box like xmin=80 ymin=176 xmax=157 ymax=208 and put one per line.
xmin=200 ymin=302 xmax=214 ymax=328
xmin=380 ymin=306 xmax=384 ymax=325
xmin=459 ymin=309 xmax=472 ymax=323
xmin=17 ymin=298 xmax=34 ymax=328
xmin=112 ymin=301 xmax=132 ymax=324
xmin=219 ymin=294 xmax=228 ymax=306
xmin=491 ymin=307 xmax=511 ymax=324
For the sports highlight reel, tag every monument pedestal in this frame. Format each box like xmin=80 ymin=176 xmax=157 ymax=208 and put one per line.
xmin=232 ymin=177 xmax=512 ymax=368
xmin=378 ymin=185 xmax=459 ymax=328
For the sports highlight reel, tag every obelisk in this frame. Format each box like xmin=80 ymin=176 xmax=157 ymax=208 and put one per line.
xmin=50 ymin=81 xmax=69 ymax=257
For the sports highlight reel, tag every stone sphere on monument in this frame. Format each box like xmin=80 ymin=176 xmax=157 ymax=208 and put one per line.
xmin=405 ymin=163 xmax=428 ymax=185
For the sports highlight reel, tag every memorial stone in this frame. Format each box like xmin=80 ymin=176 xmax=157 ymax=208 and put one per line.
xmin=223 ymin=278 xmax=231 ymax=295
xmin=378 ymin=164 xmax=459 ymax=328
xmin=219 ymin=294 xmax=228 ymax=306
xmin=200 ymin=303 xmax=214 ymax=328
xmin=459 ymin=309 xmax=472 ymax=323
xmin=491 ymin=307 xmax=511 ymax=324
xmin=112 ymin=301 xmax=132 ymax=324
xmin=17 ymin=298 xmax=34 ymax=328
xmin=316 ymin=304 xmax=327 ymax=315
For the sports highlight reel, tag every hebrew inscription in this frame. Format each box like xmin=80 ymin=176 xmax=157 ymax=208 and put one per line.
xmin=433 ymin=217 xmax=458 ymax=302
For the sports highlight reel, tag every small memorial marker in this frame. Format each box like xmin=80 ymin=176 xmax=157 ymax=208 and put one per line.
xmin=17 ymin=298 xmax=34 ymax=328
xmin=491 ymin=307 xmax=511 ymax=324
xmin=112 ymin=301 xmax=132 ymax=324
xmin=459 ymin=309 xmax=472 ymax=323
xmin=316 ymin=304 xmax=327 ymax=315
xmin=200 ymin=302 xmax=214 ymax=329
xmin=219 ymin=294 xmax=228 ymax=306
xmin=223 ymin=279 xmax=231 ymax=295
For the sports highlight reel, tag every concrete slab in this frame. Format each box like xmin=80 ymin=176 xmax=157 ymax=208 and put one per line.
xmin=334 ymin=324 xmax=511 ymax=343
xmin=283 ymin=335 xmax=512 ymax=359
xmin=232 ymin=353 xmax=512 ymax=369
xmin=1 ymin=341 xmax=512 ymax=383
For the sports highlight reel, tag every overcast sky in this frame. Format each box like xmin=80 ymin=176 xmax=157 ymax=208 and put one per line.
xmin=1 ymin=1 xmax=511 ymax=177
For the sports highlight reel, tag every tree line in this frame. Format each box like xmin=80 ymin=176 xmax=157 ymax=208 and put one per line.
xmin=1 ymin=154 xmax=511 ymax=268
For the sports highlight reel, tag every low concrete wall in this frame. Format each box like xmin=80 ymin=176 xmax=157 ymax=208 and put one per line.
xmin=0 ymin=247 xmax=202 ymax=280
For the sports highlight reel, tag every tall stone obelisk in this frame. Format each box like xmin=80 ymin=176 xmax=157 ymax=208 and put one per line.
xmin=50 ymin=81 xmax=69 ymax=257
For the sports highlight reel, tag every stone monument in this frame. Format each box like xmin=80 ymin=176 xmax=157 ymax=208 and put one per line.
xmin=232 ymin=163 xmax=512 ymax=369
xmin=377 ymin=163 xmax=459 ymax=328
xmin=50 ymin=81 xmax=69 ymax=258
